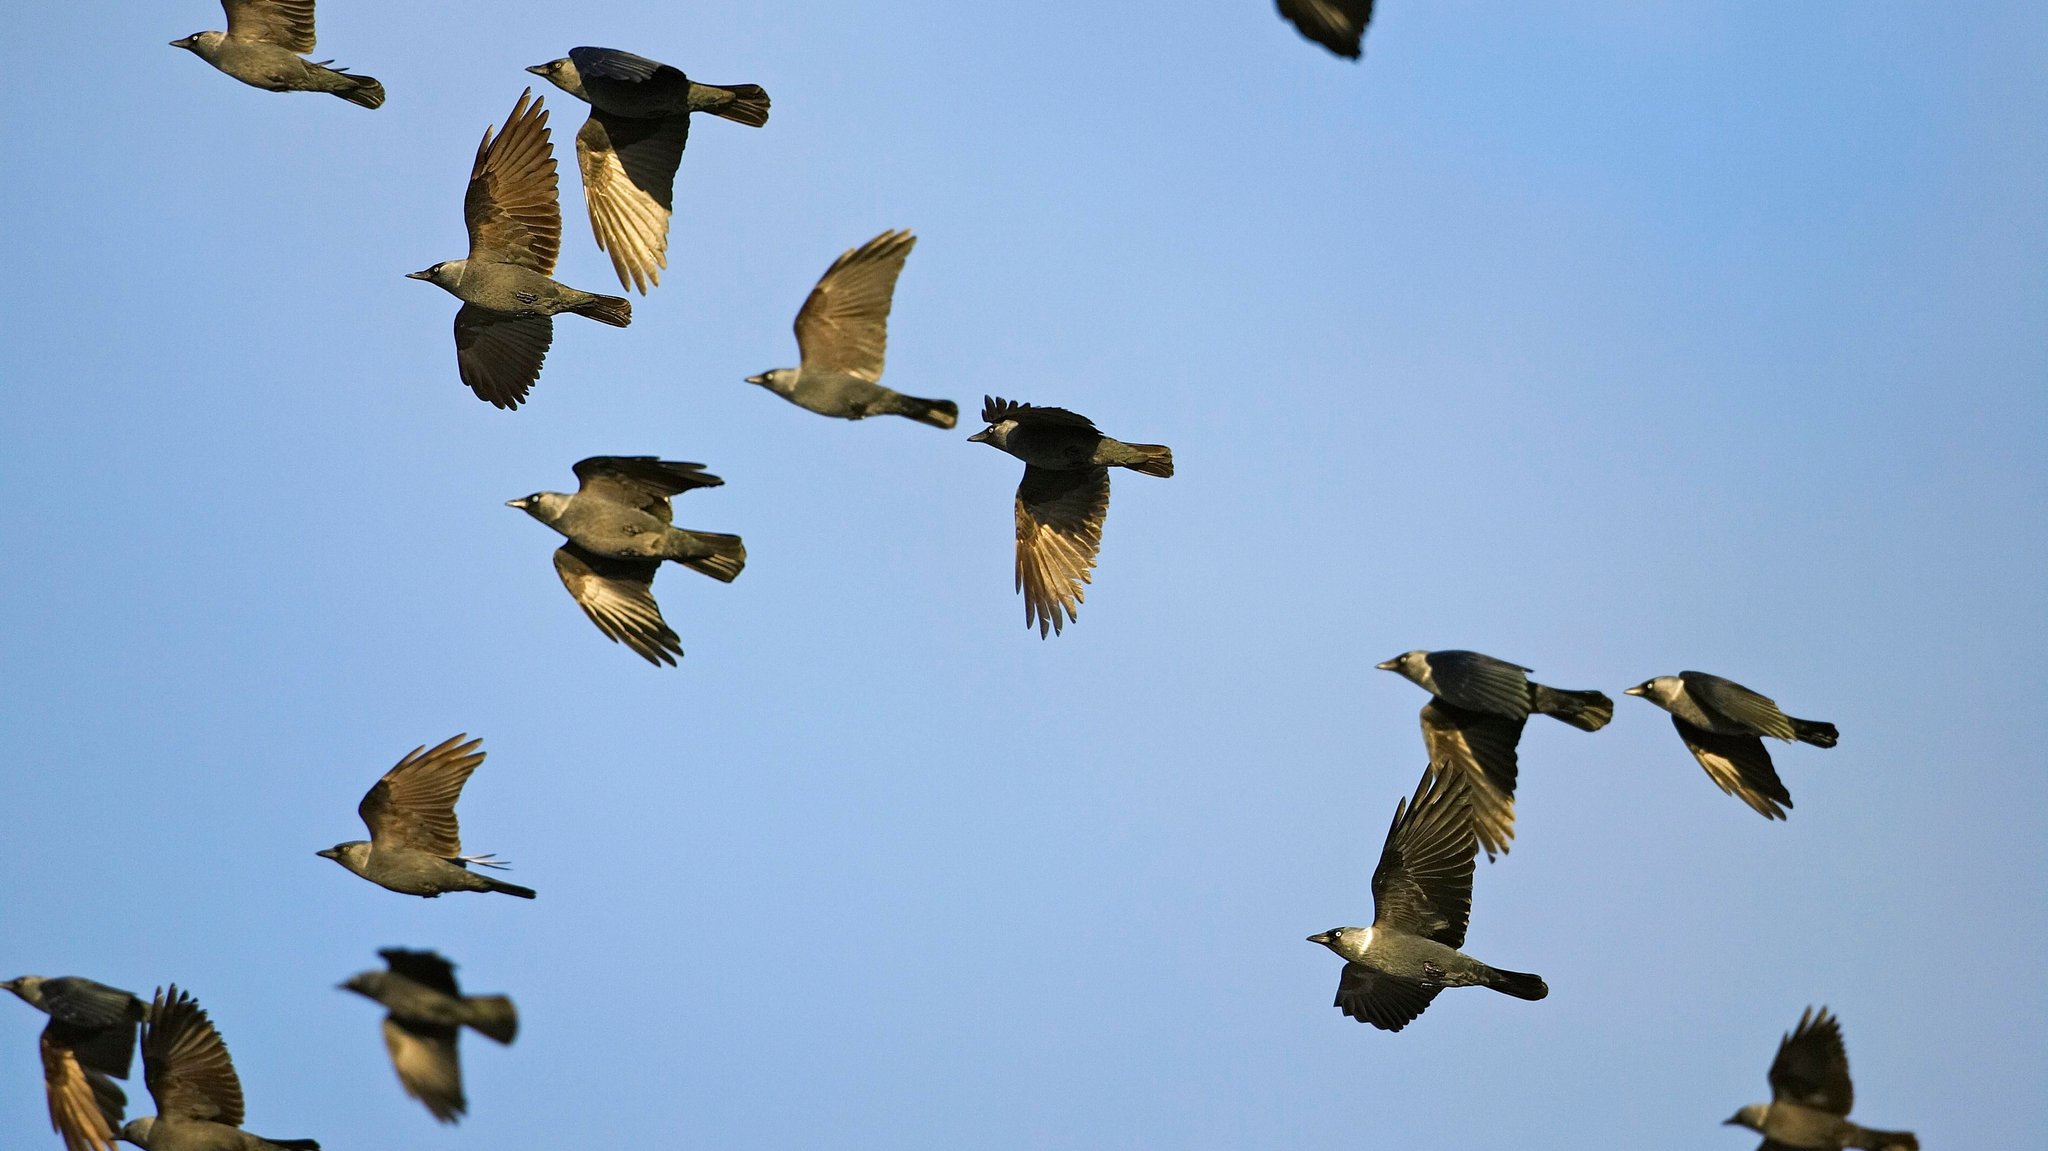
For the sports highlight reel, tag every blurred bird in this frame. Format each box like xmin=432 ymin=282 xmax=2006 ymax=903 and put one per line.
xmin=527 ymin=48 xmax=769 ymax=294
xmin=407 ymin=89 xmax=631 ymax=410
xmin=507 ymin=457 xmax=746 ymax=666
xmin=317 ymin=734 xmax=536 ymax=899
xmin=1277 ymin=0 xmax=1375 ymax=59
xmin=1625 ymin=672 xmax=1838 ymax=819
xmin=171 ymin=1 xmax=383 ymax=108
xmin=745 ymin=230 xmax=957 ymax=428
xmin=340 ymin=950 xmax=516 ymax=1124
xmin=967 ymin=397 xmax=1173 ymax=636
xmin=1376 ymin=649 xmax=1613 ymax=858
xmin=1306 ymin=768 xmax=1547 ymax=1032
xmin=119 ymin=986 xmax=318 ymax=1151
xmin=4 ymin=977 xmax=147 ymax=1151
xmin=1724 ymin=1007 xmax=1918 ymax=1151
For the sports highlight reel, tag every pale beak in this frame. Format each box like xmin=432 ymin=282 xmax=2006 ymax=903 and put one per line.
xmin=966 ymin=429 xmax=991 ymax=443
xmin=1623 ymin=685 xmax=1646 ymax=697
xmin=405 ymin=268 xmax=434 ymax=281
xmin=1374 ymin=659 xmax=1398 ymax=671
xmin=1306 ymin=932 xmax=1333 ymax=945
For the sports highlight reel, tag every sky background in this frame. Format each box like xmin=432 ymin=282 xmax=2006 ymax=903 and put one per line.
xmin=2 ymin=1 xmax=2044 ymax=1147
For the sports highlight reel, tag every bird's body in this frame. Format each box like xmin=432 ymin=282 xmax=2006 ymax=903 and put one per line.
xmin=119 ymin=988 xmax=316 ymax=1151
xmin=171 ymin=2 xmax=382 ymax=108
xmin=317 ymin=735 xmax=535 ymax=900
xmin=411 ymin=259 xmax=618 ymax=320
xmin=1627 ymin=672 xmax=1838 ymax=819
xmin=5 ymin=976 xmax=147 ymax=1151
xmin=119 ymin=1117 xmax=315 ymax=1151
xmin=1724 ymin=1008 xmax=1917 ymax=1151
xmin=1277 ymin=0 xmax=1376 ymax=59
xmin=343 ymin=950 xmax=516 ymax=1124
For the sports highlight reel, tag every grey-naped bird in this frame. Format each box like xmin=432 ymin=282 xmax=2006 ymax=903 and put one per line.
xmin=1376 ymin=649 xmax=1614 ymax=859
xmin=4 ymin=977 xmax=148 ymax=1151
xmin=507 ymin=457 xmax=747 ymax=666
xmin=171 ymin=1 xmax=383 ymax=108
xmin=340 ymin=950 xmax=516 ymax=1125
xmin=317 ymin=735 xmax=536 ymax=899
xmin=745 ymin=231 xmax=957 ymax=428
xmin=1306 ymin=768 xmax=1547 ymax=1032
xmin=967 ymin=397 xmax=1173 ymax=636
xmin=1277 ymin=0 xmax=1375 ymax=59
xmin=526 ymin=47 xmax=769 ymax=294
xmin=1625 ymin=672 xmax=1839 ymax=820
xmin=407 ymin=89 xmax=631 ymax=410
xmin=118 ymin=986 xmax=317 ymax=1151
xmin=1724 ymin=1007 xmax=1918 ymax=1151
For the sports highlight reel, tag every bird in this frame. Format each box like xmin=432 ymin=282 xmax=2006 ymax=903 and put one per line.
xmin=4 ymin=977 xmax=148 ymax=1151
xmin=170 ymin=1 xmax=383 ymax=108
xmin=967 ymin=397 xmax=1173 ymax=636
xmin=526 ymin=48 xmax=769 ymax=294
xmin=507 ymin=457 xmax=747 ymax=666
xmin=745 ymin=230 xmax=957 ymax=428
xmin=1306 ymin=767 xmax=1547 ymax=1031
xmin=1375 ymin=649 xmax=1613 ymax=858
xmin=316 ymin=734 xmax=536 ymax=899
xmin=1277 ymin=0 xmax=1376 ymax=59
xmin=406 ymin=89 xmax=631 ymax=410
xmin=1625 ymin=671 xmax=1838 ymax=819
xmin=340 ymin=950 xmax=516 ymax=1125
xmin=118 ymin=986 xmax=318 ymax=1151
xmin=1724 ymin=1007 xmax=1918 ymax=1151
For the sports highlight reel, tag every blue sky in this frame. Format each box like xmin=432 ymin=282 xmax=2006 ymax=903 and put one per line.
xmin=2 ymin=1 xmax=2043 ymax=1147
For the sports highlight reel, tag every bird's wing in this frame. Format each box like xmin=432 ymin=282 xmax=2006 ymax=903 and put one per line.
xmin=40 ymin=981 xmax=144 ymax=1037
xmin=464 ymin=90 xmax=561 ymax=272
xmin=1673 ymin=717 xmax=1791 ymax=819
xmin=553 ymin=544 xmax=681 ymax=666
xmin=1331 ymin=963 xmax=1439 ymax=1032
xmin=571 ymin=457 xmax=723 ymax=524
xmin=1683 ymin=672 xmax=1796 ymax=740
xmin=141 ymin=987 xmax=243 ymax=1127
xmin=454 ymin=307 xmax=552 ymax=410
xmin=1370 ymin=767 xmax=1477 ymax=948
xmin=1013 ymin=465 xmax=1109 ymax=638
xmin=1768 ymin=1007 xmax=1855 ymax=1116
xmin=568 ymin=46 xmax=681 ymax=85
xmin=575 ymin=111 xmax=689 ymax=294
xmin=221 ymin=0 xmax=316 ymax=52
xmin=1276 ymin=0 xmax=1374 ymax=59
xmin=379 ymin=950 xmax=460 ymax=998
xmin=382 ymin=1017 xmax=465 ymax=1124
xmin=793 ymin=230 xmax=916 ymax=383
xmin=357 ymin=734 xmax=484 ymax=856
xmin=40 ymin=1033 xmax=124 ymax=1151
xmin=980 ymin=395 xmax=1098 ymax=432
xmin=46 ymin=1018 xmax=137 ymax=1083
xmin=1423 ymin=650 xmax=1533 ymax=719
xmin=1418 ymin=699 xmax=1526 ymax=860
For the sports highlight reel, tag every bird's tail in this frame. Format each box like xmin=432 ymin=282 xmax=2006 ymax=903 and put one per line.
xmin=463 ymin=995 xmax=520 ymax=1045
xmin=1482 ymin=966 xmax=1549 ymax=1001
xmin=1529 ymin=684 xmax=1614 ymax=732
xmin=569 ymin=293 xmax=633 ymax=328
xmin=676 ymin=532 xmax=747 ymax=583
xmin=694 ymin=82 xmax=771 ymax=127
xmin=1791 ymin=717 xmax=1839 ymax=748
xmin=315 ymin=63 xmax=384 ymax=109
xmin=1846 ymin=1127 xmax=1917 ymax=1151
xmin=1122 ymin=443 xmax=1175 ymax=478
xmin=483 ymin=876 xmax=537 ymax=899
xmin=883 ymin=393 xmax=959 ymax=429
xmin=261 ymin=1140 xmax=320 ymax=1151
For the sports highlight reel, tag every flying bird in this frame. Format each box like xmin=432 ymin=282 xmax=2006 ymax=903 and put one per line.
xmin=317 ymin=734 xmax=536 ymax=899
xmin=340 ymin=950 xmax=516 ymax=1124
xmin=119 ymin=986 xmax=318 ymax=1151
xmin=507 ymin=457 xmax=747 ymax=666
xmin=967 ymin=397 xmax=1173 ymax=636
xmin=745 ymin=230 xmax=957 ymax=428
xmin=1625 ymin=672 xmax=1838 ymax=819
xmin=527 ymin=48 xmax=769 ymax=294
xmin=1306 ymin=768 xmax=1547 ymax=1032
xmin=4 ymin=977 xmax=147 ymax=1151
xmin=1724 ymin=1007 xmax=1918 ymax=1151
xmin=1277 ymin=0 xmax=1375 ymax=59
xmin=171 ymin=1 xmax=383 ymax=108
xmin=407 ymin=89 xmax=631 ymax=410
xmin=1376 ymin=649 xmax=1613 ymax=858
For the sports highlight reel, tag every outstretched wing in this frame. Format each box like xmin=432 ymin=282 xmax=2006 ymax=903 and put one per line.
xmin=454 ymin=307 xmax=551 ymax=410
xmin=795 ymin=230 xmax=916 ymax=383
xmin=1276 ymin=0 xmax=1374 ymax=59
xmin=1332 ymin=963 xmax=1440 ymax=1032
xmin=383 ymin=1017 xmax=466 ymax=1124
xmin=575 ymin=110 xmax=690 ymax=294
xmin=1768 ymin=1006 xmax=1855 ymax=1116
xmin=141 ymin=987 xmax=243 ymax=1127
xmin=380 ymin=950 xmax=460 ymax=998
xmin=980 ymin=395 xmax=1097 ymax=432
xmin=222 ymin=0 xmax=316 ymax=52
xmin=1683 ymin=672 xmax=1796 ymax=740
xmin=1423 ymin=650 xmax=1534 ymax=719
xmin=39 ymin=1034 xmax=125 ymax=1151
xmin=553 ymin=544 xmax=681 ymax=666
xmin=571 ymin=457 xmax=722 ymax=524
xmin=1013 ymin=466 xmax=1109 ymax=638
xmin=358 ymin=735 xmax=485 ymax=855
xmin=1673 ymin=718 xmax=1791 ymax=820
xmin=1419 ymin=699 xmax=1526 ymax=860
xmin=465 ymin=90 xmax=561 ymax=272
xmin=1369 ymin=767 xmax=1477 ymax=947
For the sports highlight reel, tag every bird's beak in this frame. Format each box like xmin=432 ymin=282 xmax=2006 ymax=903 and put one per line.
xmin=1623 ymin=685 xmax=1646 ymax=697
xmin=744 ymin=373 xmax=768 ymax=386
xmin=169 ymin=36 xmax=196 ymax=50
xmin=315 ymin=847 xmax=339 ymax=861
xmin=1374 ymin=659 xmax=1398 ymax=671
xmin=524 ymin=64 xmax=549 ymax=77
xmin=405 ymin=268 xmax=434 ymax=281
xmin=966 ymin=429 xmax=991 ymax=443
xmin=1721 ymin=1116 xmax=1744 ymax=1126
xmin=505 ymin=497 xmax=528 ymax=510
xmin=1305 ymin=932 xmax=1333 ymax=945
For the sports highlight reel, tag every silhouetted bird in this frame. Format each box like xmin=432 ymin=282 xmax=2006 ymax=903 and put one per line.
xmin=119 ymin=986 xmax=318 ymax=1151
xmin=745 ymin=230 xmax=957 ymax=428
xmin=4 ymin=977 xmax=147 ymax=1151
xmin=967 ymin=397 xmax=1173 ymax=636
xmin=341 ymin=950 xmax=516 ymax=1124
xmin=317 ymin=734 xmax=536 ymax=899
xmin=1307 ymin=768 xmax=1547 ymax=1031
xmin=1625 ymin=672 xmax=1838 ymax=819
xmin=1725 ymin=1007 xmax=1918 ymax=1151
xmin=507 ymin=457 xmax=746 ymax=666
xmin=526 ymin=48 xmax=768 ymax=294
xmin=407 ymin=89 xmax=630 ymax=410
xmin=171 ymin=1 xmax=383 ymax=108
xmin=1376 ymin=649 xmax=1613 ymax=858
xmin=1277 ymin=0 xmax=1375 ymax=59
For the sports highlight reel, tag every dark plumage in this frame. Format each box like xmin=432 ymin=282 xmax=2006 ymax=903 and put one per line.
xmin=119 ymin=986 xmax=318 ymax=1151
xmin=341 ymin=950 xmax=516 ymax=1125
xmin=171 ymin=1 xmax=383 ymax=108
xmin=4 ymin=977 xmax=147 ymax=1151
xmin=1724 ymin=1008 xmax=1918 ymax=1150
xmin=316 ymin=734 xmax=536 ymax=899
xmin=1277 ymin=0 xmax=1376 ymax=59
xmin=1626 ymin=672 xmax=1839 ymax=819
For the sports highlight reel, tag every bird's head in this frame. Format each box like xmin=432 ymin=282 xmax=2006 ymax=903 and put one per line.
xmin=1374 ymin=650 xmax=1428 ymax=679
xmin=506 ymin=492 xmax=568 ymax=522
xmin=1724 ymin=1105 xmax=1768 ymax=1132
xmin=1307 ymin=926 xmax=1371 ymax=959
xmin=118 ymin=1117 xmax=155 ymax=1148
xmin=1624 ymin=676 xmax=1677 ymax=705
xmin=317 ymin=842 xmax=371 ymax=873
xmin=338 ymin=972 xmax=384 ymax=1000
xmin=745 ymin=369 xmax=795 ymax=395
xmin=525 ymin=57 xmax=585 ymax=100
xmin=966 ymin=419 xmax=1015 ymax=448
xmin=169 ymin=32 xmax=219 ymax=54
xmin=0 ymin=976 xmax=42 ymax=1006
xmin=406 ymin=260 xmax=461 ymax=289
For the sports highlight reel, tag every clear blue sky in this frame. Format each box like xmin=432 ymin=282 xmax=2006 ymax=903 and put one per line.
xmin=3 ymin=2 xmax=2043 ymax=1147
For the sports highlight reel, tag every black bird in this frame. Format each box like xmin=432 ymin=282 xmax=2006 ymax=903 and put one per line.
xmin=1725 ymin=1007 xmax=1918 ymax=1150
xmin=527 ymin=48 xmax=769 ymax=294
xmin=171 ymin=1 xmax=383 ymax=108
xmin=1625 ymin=672 xmax=1838 ymax=819
xmin=407 ymin=90 xmax=631 ymax=410
xmin=507 ymin=457 xmax=746 ymax=666
xmin=967 ymin=397 xmax=1173 ymax=636
xmin=1376 ymin=649 xmax=1613 ymax=858
xmin=1277 ymin=0 xmax=1376 ymax=59
xmin=745 ymin=230 xmax=957 ymax=428
xmin=340 ymin=950 xmax=516 ymax=1124
xmin=316 ymin=734 xmax=536 ymax=899
xmin=4 ymin=977 xmax=147 ymax=1151
xmin=119 ymin=986 xmax=317 ymax=1151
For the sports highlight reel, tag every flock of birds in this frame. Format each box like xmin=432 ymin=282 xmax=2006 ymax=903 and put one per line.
xmin=3 ymin=3 xmax=1926 ymax=1150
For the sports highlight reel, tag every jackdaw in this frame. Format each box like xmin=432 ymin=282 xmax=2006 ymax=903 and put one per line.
xmin=526 ymin=48 xmax=769 ymax=294
xmin=1625 ymin=672 xmax=1839 ymax=819
xmin=967 ymin=396 xmax=1173 ymax=636
xmin=407 ymin=89 xmax=631 ymax=410
xmin=1277 ymin=0 xmax=1375 ymax=59
xmin=1376 ymin=649 xmax=1613 ymax=858
xmin=317 ymin=734 xmax=536 ymax=899
xmin=340 ymin=950 xmax=516 ymax=1124
xmin=119 ymin=986 xmax=317 ymax=1151
xmin=745 ymin=230 xmax=957 ymax=428
xmin=4 ymin=977 xmax=148 ymax=1151
xmin=1306 ymin=768 xmax=1547 ymax=1031
xmin=171 ymin=1 xmax=383 ymax=108
xmin=1725 ymin=1007 xmax=1918 ymax=1151
xmin=507 ymin=457 xmax=747 ymax=666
